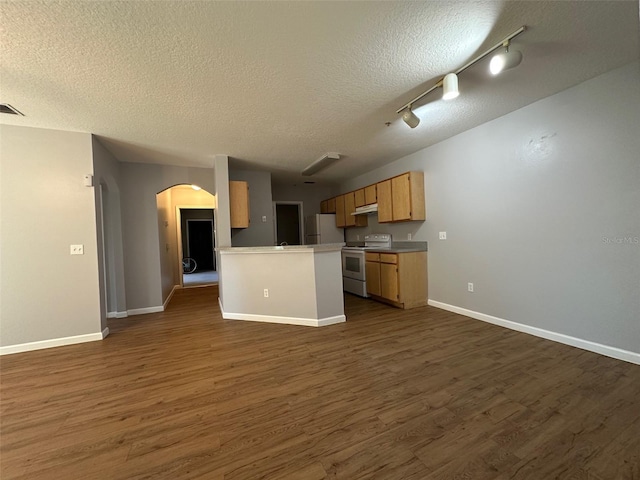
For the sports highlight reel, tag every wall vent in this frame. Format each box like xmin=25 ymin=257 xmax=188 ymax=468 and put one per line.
xmin=0 ymin=104 xmax=25 ymax=116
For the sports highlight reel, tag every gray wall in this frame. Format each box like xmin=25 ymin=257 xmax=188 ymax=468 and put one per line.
xmin=0 ymin=125 xmax=102 ymax=346
xmin=340 ymin=61 xmax=640 ymax=354
xmin=229 ymin=169 xmax=275 ymax=246
xmin=92 ymin=136 xmax=127 ymax=320
xmin=119 ymin=162 xmax=216 ymax=310
xmin=271 ymin=181 xmax=338 ymax=218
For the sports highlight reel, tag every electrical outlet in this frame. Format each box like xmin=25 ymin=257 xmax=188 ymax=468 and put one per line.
xmin=408 ymin=233 xmax=412 ymax=240
xmin=468 ymin=282 xmax=474 ymax=292
xmin=70 ymin=244 xmax=84 ymax=255
xmin=262 ymin=215 xmax=267 ymax=223
xmin=439 ymin=232 xmax=447 ymax=240
xmin=264 ymin=289 xmax=269 ymax=298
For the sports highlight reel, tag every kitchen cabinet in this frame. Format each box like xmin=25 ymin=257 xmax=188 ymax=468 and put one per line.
xmin=229 ymin=181 xmax=250 ymax=228
xmin=378 ymin=172 xmax=425 ymax=223
xmin=377 ymin=180 xmax=393 ymax=222
xmin=364 ymin=184 xmax=377 ymax=205
xmin=365 ymin=251 xmax=427 ymax=309
xmin=320 ymin=197 xmax=337 ymax=214
xmin=335 ymin=195 xmax=346 ymax=227
xmin=344 ymin=191 xmax=367 ymax=228
xmin=354 ymin=188 xmax=366 ymax=207
xmin=365 ymin=253 xmax=381 ymax=297
xmin=334 ymin=192 xmax=367 ymax=228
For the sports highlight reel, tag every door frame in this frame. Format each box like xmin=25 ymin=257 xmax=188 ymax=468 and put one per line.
xmin=176 ymin=205 xmax=215 ymax=287
xmin=272 ymin=201 xmax=304 ymax=245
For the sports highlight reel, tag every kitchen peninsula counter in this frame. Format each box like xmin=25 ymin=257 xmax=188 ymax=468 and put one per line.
xmin=218 ymin=243 xmax=345 ymax=327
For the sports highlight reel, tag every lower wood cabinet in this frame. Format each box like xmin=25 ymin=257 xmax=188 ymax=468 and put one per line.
xmin=365 ymin=251 xmax=427 ymax=309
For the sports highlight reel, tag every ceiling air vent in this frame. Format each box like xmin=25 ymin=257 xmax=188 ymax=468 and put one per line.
xmin=0 ymin=104 xmax=25 ymax=116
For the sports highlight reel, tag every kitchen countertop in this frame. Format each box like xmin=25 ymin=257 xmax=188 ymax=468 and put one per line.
xmin=343 ymin=241 xmax=428 ymax=254
xmin=363 ymin=247 xmax=427 ymax=254
xmin=218 ymin=243 xmax=345 ymax=254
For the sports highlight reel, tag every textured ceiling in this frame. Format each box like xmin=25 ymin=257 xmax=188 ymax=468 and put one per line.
xmin=1 ymin=1 xmax=638 ymax=184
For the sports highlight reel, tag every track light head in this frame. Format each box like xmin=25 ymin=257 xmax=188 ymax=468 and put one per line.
xmin=442 ymin=73 xmax=459 ymax=100
xmin=490 ymin=42 xmax=523 ymax=75
xmin=402 ymin=108 xmax=420 ymax=128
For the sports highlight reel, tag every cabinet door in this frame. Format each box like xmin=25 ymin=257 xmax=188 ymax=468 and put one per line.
xmin=380 ymin=262 xmax=399 ymax=301
xmin=320 ymin=200 xmax=328 ymax=214
xmin=354 ymin=189 xmax=366 ymax=207
xmin=335 ymin=195 xmax=346 ymax=227
xmin=377 ymin=180 xmax=393 ymax=223
xmin=327 ymin=197 xmax=336 ymax=214
xmin=391 ymin=173 xmax=412 ymax=221
xmin=365 ymin=261 xmax=381 ymax=296
xmin=365 ymin=184 xmax=377 ymax=205
xmin=229 ymin=181 xmax=250 ymax=228
xmin=344 ymin=192 xmax=356 ymax=227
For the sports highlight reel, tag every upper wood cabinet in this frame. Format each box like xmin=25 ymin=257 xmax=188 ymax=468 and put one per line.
xmin=327 ymin=197 xmax=336 ymax=213
xmin=322 ymin=171 xmax=424 ymax=225
xmin=378 ymin=172 xmax=425 ymax=223
xmin=343 ymin=191 xmax=367 ymax=228
xmin=335 ymin=194 xmax=346 ymax=227
xmin=229 ymin=181 xmax=250 ymax=228
xmin=364 ymin=184 xmax=377 ymax=205
xmin=377 ymin=179 xmax=393 ymax=223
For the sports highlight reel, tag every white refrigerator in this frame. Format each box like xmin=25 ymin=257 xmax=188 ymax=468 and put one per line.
xmin=304 ymin=214 xmax=344 ymax=245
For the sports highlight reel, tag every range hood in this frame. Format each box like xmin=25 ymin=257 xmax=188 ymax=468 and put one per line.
xmin=351 ymin=203 xmax=378 ymax=215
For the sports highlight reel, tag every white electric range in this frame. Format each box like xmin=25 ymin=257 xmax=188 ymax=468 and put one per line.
xmin=341 ymin=234 xmax=392 ymax=297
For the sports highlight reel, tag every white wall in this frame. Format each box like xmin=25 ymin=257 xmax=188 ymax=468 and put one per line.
xmin=340 ymin=61 xmax=640 ymax=356
xmin=229 ymin=169 xmax=274 ymax=246
xmin=119 ymin=162 xmax=216 ymax=310
xmin=0 ymin=125 xmax=103 ymax=348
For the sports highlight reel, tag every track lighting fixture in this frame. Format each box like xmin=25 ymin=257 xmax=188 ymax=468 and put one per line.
xmin=442 ymin=73 xmax=459 ymax=100
xmin=489 ymin=41 xmax=523 ymax=75
xmin=302 ymin=152 xmax=341 ymax=176
xmin=402 ymin=108 xmax=420 ymax=128
xmin=396 ymin=26 xmax=526 ymax=127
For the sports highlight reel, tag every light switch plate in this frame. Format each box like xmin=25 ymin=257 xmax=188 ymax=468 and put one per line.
xmin=439 ymin=232 xmax=447 ymax=240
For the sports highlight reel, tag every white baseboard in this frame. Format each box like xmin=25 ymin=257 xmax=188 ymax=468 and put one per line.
xmin=219 ymin=298 xmax=345 ymax=327
xmin=107 ymin=311 xmax=128 ymax=319
xmin=127 ymin=306 xmax=164 ymax=316
xmin=428 ymin=300 xmax=640 ymax=365
xmin=0 ymin=330 xmax=107 ymax=356
xmin=102 ymin=327 xmax=110 ymax=338
xmin=163 ymin=285 xmax=179 ymax=310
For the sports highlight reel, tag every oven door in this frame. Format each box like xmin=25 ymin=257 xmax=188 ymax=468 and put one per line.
xmin=341 ymin=250 xmax=365 ymax=281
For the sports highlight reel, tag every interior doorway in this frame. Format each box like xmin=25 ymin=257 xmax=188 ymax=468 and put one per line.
xmin=273 ymin=201 xmax=304 ymax=245
xmin=178 ymin=208 xmax=218 ymax=287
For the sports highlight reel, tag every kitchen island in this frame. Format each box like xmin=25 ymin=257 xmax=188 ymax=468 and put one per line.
xmin=218 ymin=243 xmax=345 ymax=327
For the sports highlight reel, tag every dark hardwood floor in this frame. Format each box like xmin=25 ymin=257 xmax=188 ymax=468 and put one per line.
xmin=1 ymin=287 xmax=638 ymax=479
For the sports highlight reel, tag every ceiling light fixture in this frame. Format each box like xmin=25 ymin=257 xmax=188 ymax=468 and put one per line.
xmin=489 ymin=41 xmax=523 ymax=75
xmin=402 ymin=107 xmax=420 ymax=128
xmin=191 ymin=184 xmax=202 ymax=191
xmin=396 ymin=26 xmax=526 ymax=126
xmin=442 ymin=73 xmax=459 ymax=100
xmin=301 ymin=152 xmax=341 ymax=176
